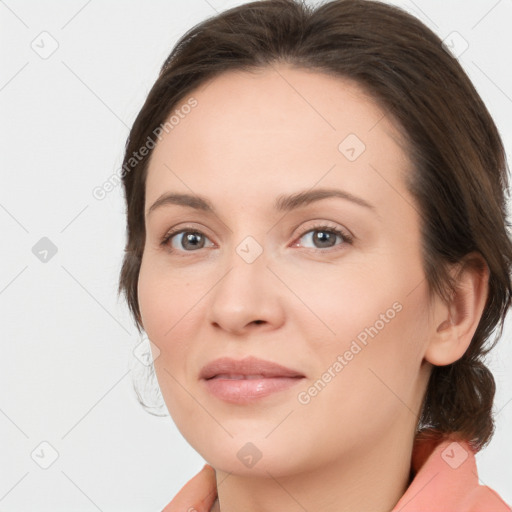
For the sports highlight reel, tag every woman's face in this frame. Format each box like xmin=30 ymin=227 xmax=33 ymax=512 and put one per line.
xmin=138 ymin=65 xmax=435 ymax=476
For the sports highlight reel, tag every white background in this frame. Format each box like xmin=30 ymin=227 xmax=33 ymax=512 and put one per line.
xmin=1 ymin=0 xmax=511 ymax=510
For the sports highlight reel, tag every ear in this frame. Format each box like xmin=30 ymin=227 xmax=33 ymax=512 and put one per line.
xmin=424 ymin=252 xmax=490 ymax=366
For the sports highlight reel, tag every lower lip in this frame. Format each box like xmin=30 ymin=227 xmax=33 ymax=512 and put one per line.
xmin=202 ymin=376 xmax=304 ymax=404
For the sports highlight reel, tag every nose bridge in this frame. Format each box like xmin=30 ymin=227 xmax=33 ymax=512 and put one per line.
xmin=234 ymin=233 xmax=266 ymax=266
xmin=206 ymin=228 xmax=282 ymax=332
xmin=219 ymin=230 xmax=269 ymax=299
xmin=222 ymin=208 xmax=272 ymax=268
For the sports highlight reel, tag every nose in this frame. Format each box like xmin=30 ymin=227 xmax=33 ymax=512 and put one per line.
xmin=206 ymin=242 xmax=285 ymax=335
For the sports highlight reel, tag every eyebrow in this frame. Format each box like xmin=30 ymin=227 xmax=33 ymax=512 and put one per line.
xmin=146 ymin=187 xmax=376 ymax=217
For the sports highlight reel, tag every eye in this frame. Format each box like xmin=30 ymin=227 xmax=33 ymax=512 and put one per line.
xmin=160 ymin=228 xmax=215 ymax=253
xmin=160 ymin=222 xmax=353 ymax=255
xmin=292 ymin=223 xmax=353 ymax=252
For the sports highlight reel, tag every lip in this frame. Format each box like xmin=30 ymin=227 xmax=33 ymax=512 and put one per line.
xmin=200 ymin=356 xmax=305 ymax=404
xmin=200 ymin=356 xmax=304 ymax=380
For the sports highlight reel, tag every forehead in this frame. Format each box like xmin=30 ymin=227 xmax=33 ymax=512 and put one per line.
xmin=145 ymin=65 xmax=410 ymax=212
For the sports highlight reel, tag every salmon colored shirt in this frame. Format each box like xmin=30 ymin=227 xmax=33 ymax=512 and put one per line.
xmin=391 ymin=433 xmax=510 ymax=511
xmin=165 ymin=433 xmax=511 ymax=511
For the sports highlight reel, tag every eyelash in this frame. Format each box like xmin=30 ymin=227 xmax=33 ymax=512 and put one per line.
xmin=159 ymin=223 xmax=354 ymax=256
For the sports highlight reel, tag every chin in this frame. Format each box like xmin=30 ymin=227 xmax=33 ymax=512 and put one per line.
xmin=186 ymin=433 xmax=308 ymax=478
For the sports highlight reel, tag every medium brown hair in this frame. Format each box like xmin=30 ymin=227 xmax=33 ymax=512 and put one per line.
xmin=118 ymin=0 xmax=512 ymax=451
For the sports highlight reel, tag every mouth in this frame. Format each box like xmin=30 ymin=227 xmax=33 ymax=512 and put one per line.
xmin=200 ymin=356 xmax=305 ymax=404
xmin=208 ymin=374 xmax=293 ymax=380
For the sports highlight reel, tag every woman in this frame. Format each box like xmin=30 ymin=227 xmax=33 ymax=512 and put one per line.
xmin=117 ymin=0 xmax=512 ymax=510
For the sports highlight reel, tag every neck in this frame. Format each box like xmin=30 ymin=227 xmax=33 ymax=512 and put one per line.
xmin=211 ymin=425 xmax=416 ymax=512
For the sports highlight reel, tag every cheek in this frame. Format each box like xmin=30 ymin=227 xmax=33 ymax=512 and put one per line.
xmin=293 ymin=313 xmax=423 ymax=456
xmin=137 ymin=260 xmax=205 ymax=431
xmin=300 ymin=259 xmax=430 ymax=402
xmin=137 ymin=257 xmax=206 ymax=382
xmin=137 ymin=256 xmax=193 ymax=342
xmin=289 ymin=264 xmax=402 ymax=352
xmin=312 ymin=284 xmax=429 ymax=421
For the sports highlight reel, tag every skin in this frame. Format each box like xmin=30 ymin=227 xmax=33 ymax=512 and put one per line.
xmin=138 ymin=64 xmax=489 ymax=512
xmin=161 ymin=464 xmax=217 ymax=512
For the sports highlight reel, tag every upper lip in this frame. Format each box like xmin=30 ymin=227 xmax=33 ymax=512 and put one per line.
xmin=199 ymin=356 xmax=305 ymax=380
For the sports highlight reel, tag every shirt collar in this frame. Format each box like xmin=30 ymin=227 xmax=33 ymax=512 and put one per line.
xmin=391 ymin=431 xmax=511 ymax=511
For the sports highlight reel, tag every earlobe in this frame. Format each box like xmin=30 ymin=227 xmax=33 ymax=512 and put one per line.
xmin=424 ymin=253 xmax=489 ymax=366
